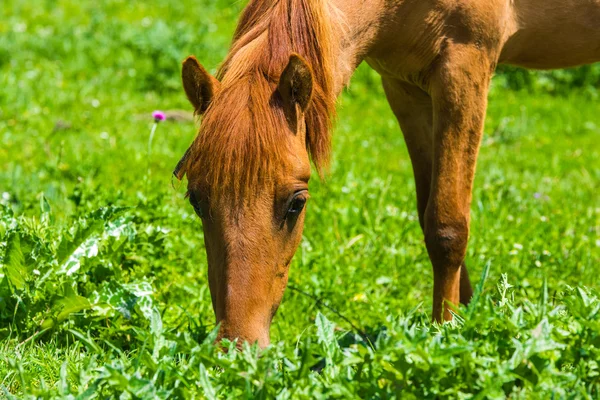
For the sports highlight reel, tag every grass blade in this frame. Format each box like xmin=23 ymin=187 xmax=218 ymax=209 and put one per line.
xmin=467 ymin=260 xmax=491 ymax=318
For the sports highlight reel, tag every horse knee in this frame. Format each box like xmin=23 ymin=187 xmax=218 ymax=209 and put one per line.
xmin=424 ymin=217 xmax=469 ymax=269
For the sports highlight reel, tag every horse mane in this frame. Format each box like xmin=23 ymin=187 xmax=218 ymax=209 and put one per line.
xmin=184 ymin=0 xmax=337 ymax=202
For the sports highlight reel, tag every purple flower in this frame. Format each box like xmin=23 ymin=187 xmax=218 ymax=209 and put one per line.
xmin=534 ymin=192 xmax=542 ymax=199
xmin=152 ymin=110 xmax=166 ymax=122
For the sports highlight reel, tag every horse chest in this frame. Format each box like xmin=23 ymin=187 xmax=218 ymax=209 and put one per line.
xmin=363 ymin=32 xmax=444 ymax=88
xmin=364 ymin=56 xmax=426 ymax=85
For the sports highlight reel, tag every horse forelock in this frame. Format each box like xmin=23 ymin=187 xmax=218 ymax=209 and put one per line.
xmin=185 ymin=0 xmax=337 ymax=205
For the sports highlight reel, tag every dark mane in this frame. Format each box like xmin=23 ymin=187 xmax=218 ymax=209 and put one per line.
xmin=184 ymin=0 xmax=337 ymax=201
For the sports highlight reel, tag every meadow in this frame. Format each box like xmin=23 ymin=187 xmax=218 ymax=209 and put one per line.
xmin=1 ymin=0 xmax=599 ymax=398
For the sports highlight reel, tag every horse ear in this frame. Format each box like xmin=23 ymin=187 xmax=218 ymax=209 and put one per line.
xmin=182 ymin=56 xmax=220 ymax=115
xmin=277 ymin=54 xmax=314 ymax=113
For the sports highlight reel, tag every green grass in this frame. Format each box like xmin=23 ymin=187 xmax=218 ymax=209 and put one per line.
xmin=1 ymin=0 xmax=599 ymax=398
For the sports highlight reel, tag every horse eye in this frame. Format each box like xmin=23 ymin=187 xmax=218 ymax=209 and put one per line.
xmin=188 ymin=193 xmax=204 ymax=218
xmin=287 ymin=194 xmax=307 ymax=216
xmin=193 ymin=204 xmax=204 ymax=218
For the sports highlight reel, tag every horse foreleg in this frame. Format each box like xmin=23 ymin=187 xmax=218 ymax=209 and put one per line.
xmin=459 ymin=261 xmax=473 ymax=306
xmin=381 ymin=79 xmax=433 ymax=229
xmin=382 ymin=78 xmax=474 ymax=314
xmin=426 ymin=44 xmax=493 ymax=322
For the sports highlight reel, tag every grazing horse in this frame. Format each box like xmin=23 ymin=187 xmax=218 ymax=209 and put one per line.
xmin=174 ymin=0 xmax=600 ymax=346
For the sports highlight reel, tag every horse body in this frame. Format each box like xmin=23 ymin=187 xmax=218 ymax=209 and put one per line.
xmin=500 ymin=0 xmax=600 ymax=68
xmin=177 ymin=0 xmax=600 ymax=345
xmin=338 ymin=0 xmax=600 ymax=82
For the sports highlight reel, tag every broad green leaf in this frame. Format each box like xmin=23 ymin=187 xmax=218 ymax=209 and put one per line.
xmin=315 ymin=312 xmax=339 ymax=365
xmin=198 ymin=363 xmax=217 ymax=400
xmin=3 ymin=232 xmax=26 ymax=291
xmin=56 ymin=221 xmax=103 ymax=270
xmin=315 ymin=312 xmax=336 ymax=347
xmin=577 ymin=287 xmax=592 ymax=308
xmin=56 ymin=206 xmax=129 ymax=269
xmin=41 ymin=285 xmax=91 ymax=329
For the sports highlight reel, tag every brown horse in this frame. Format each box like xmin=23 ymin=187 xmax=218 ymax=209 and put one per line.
xmin=174 ymin=0 xmax=600 ymax=346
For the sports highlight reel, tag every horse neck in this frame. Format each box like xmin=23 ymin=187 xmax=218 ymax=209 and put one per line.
xmin=327 ymin=0 xmax=387 ymax=94
xmin=223 ymin=0 xmax=385 ymax=99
